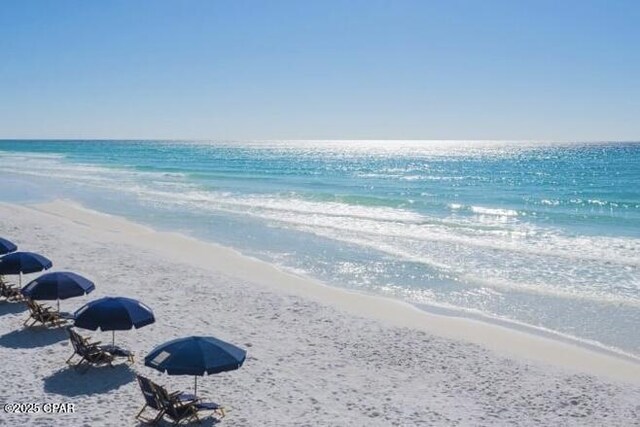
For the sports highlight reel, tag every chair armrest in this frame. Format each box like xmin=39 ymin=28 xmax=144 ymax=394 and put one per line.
xmin=169 ymin=391 xmax=198 ymax=404
xmin=175 ymin=398 xmax=198 ymax=407
xmin=83 ymin=341 xmax=103 ymax=349
xmin=169 ymin=391 xmax=194 ymax=398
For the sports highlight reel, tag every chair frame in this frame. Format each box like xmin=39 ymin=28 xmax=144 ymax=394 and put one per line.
xmin=66 ymin=328 xmax=115 ymax=373
xmin=23 ymin=298 xmax=68 ymax=328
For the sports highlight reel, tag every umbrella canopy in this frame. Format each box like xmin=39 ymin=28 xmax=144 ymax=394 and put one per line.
xmin=0 ymin=237 xmax=17 ymax=255
xmin=145 ymin=336 xmax=247 ymax=396
xmin=145 ymin=336 xmax=247 ymax=376
xmin=74 ymin=296 xmax=155 ymax=331
xmin=22 ymin=271 xmax=95 ymax=300
xmin=0 ymin=251 xmax=52 ymax=275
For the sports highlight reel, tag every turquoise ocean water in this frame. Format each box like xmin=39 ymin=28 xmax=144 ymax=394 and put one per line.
xmin=0 ymin=140 xmax=638 ymax=356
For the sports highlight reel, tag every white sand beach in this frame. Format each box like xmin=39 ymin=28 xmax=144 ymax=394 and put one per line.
xmin=0 ymin=200 xmax=639 ymax=426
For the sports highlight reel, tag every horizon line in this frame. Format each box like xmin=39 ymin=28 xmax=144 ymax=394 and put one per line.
xmin=1 ymin=138 xmax=640 ymax=144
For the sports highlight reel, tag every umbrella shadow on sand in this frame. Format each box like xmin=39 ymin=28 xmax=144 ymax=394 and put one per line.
xmin=0 ymin=327 xmax=67 ymax=348
xmin=44 ymin=364 xmax=135 ymax=397
xmin=0 ymin=301 xmax=27 ymax=316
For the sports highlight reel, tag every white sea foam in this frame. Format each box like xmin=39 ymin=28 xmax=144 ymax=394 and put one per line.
xmin=0 ymin=151 xmax=66 ymax=160
xmin=470 ymin=206 xmax=519 ymax=217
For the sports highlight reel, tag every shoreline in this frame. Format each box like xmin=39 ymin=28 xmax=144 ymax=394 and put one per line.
xmin=11 ymin=198 xmax=640 ymax=384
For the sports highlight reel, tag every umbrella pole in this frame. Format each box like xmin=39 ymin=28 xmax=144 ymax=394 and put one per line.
xmin=112 ymin=330 xmax=115 ymax=347
xmin=57 ymin=299 xmax=60 ymax=312
xmin=19 ymin=273 xmax=22 ymax=287
xmin=194 ymin=376 xmax=197 ymax=397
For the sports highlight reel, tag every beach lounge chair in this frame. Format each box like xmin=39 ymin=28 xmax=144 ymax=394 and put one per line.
xmin=135 ymin=375 xmax=224 ymax=425
xmin=23 ymin=298 xmax=69 ymax=327
xmin=135 ymin=375 xmax=167 ymax=424
xmin=66 ymin=328 xmax=134 ymax=365
xmin=135 ymin=375 xmax=201 ymax=424
xmin=0 ymin=277 xmax=24 ymax=302
xmin=66 ymin=328 xmax=115 ymax=372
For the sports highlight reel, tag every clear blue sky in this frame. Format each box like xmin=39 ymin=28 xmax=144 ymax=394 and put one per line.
xmin=1 ymin=0 xmax=639 ymax=140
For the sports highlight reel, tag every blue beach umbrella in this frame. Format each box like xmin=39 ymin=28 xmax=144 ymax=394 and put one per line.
xmin=22 ymin=271 xmax=95 ymax=311
xmin=0 ymin=237 xmax=17 ymax=255
xmin=0 ymin=251 xmax=52 ymax=285
xmin=74 ymin=296 xmax=155 ymax=346
xmin=145 ymin=336 xmax=247 ymax=396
